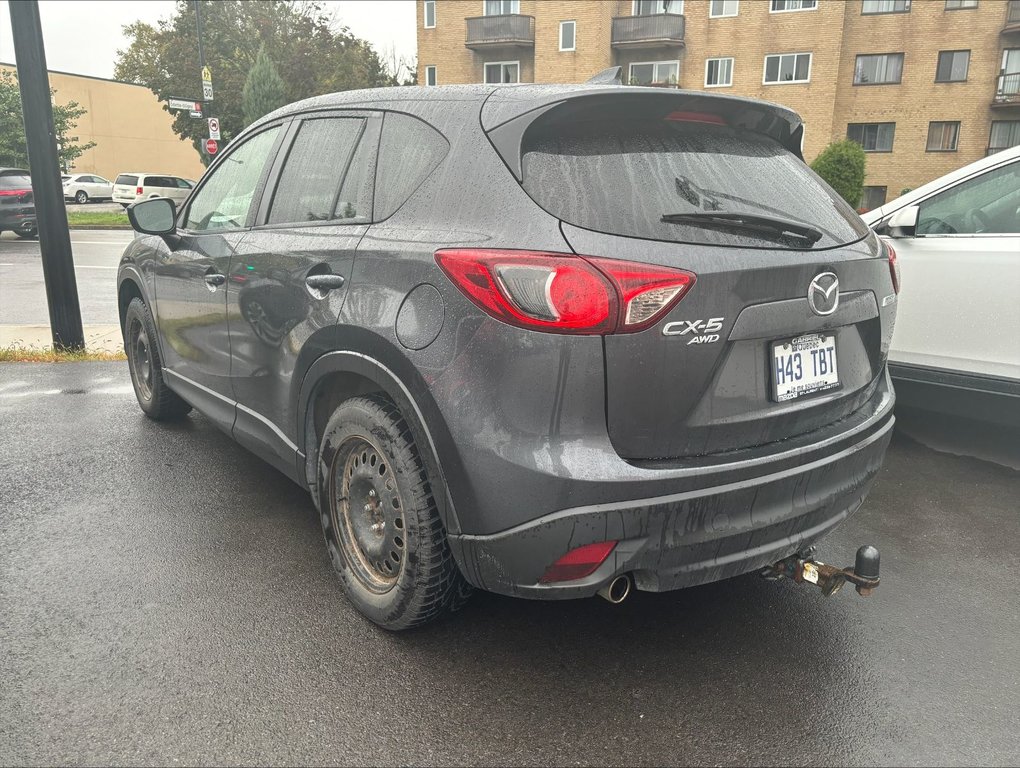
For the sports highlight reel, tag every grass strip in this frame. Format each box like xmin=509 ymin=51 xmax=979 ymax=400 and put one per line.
xmin=0 ymin=344 xmax=126 ymax=362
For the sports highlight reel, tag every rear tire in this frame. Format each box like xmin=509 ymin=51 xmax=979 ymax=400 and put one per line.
xmin=75 ymin=190 xmax=88 ymax=204
xmin=14 ymin=226 xmax=37 ymax=239
xmin=317 ymin=395 xmax=471 ymax=630
xmin=124 ymin=297 xmax=191 ymax=420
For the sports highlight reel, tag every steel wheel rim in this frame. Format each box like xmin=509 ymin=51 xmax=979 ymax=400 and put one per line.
xmin=128 ymin=317 xmax=153 ymax=401
xmin=330 ymin=436 xmax=406 ymax=594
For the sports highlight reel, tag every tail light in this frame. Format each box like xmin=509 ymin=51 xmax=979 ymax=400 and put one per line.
xmin=435 ymin=249 xmax=695 ymax=335
xmin=136 ymin=186 xmax=144 ymax=195
xmin=0 ymin=189 xmax=29 ymax=197
xmin=884 ymin=239 xmax=900 ymax=294
xmin=539 ymin=541 xmax=617 ymax=583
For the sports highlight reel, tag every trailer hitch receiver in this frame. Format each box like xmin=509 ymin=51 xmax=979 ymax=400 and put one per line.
xmin=764 ymin=545 xmax=881 ymax=597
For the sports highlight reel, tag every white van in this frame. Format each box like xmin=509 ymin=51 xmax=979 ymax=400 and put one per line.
xmin=112 ymin=173 xmax=195 ymax=208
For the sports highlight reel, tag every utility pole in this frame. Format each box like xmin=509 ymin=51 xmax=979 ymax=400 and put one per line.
xmin=9 ymin=0 xmax=84 ymax=351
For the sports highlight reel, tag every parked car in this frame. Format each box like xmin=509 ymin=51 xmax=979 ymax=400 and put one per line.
xmin=118 ymin=84 xmax=898 ymax=630
xmin=861 ymin=145 xmax=1020 ymax=423
xmin=62 ymin=173 xmax=114 ymax=203
xmin=0 ymin=168 xmax=37 ymax=239
xmin=112 ymin=173 xmax=194 ymax=208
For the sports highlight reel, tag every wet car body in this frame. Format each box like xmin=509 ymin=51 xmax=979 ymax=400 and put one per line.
xmin=117 ymin=84 xmax=897 ymax=620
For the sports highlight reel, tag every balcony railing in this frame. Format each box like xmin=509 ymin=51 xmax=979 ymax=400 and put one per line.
xmin=465 ymin=14 xmax=534 ymax=48
xmin=1004 ymin=0 xmax=1020 ymax=33
xmin=992 ymin=73 xmax=1020 ymax=106
xmin=611 ymin=14 xmax=686 ymax=48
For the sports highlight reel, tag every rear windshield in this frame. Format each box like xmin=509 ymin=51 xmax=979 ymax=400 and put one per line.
xmin=521 ymin=119 xmax=868 ymax=250
xmin=115 ymin=174 xmax=138 ymax=186
xmin=0 ymin=172 xmax=32 ymax=189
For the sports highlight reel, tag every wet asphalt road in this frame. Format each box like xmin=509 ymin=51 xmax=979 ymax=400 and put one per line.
xmin=1 ymin=362 xmax=1018 ymax=766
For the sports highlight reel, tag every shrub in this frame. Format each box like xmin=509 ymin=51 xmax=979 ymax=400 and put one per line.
xmin=810 ymin=140 xmax=866 ymax=208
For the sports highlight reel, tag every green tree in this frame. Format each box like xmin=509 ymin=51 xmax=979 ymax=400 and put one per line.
xmin=242 ymin=46 xmax=286 ymax=126
xmin=0 ymin=69 xmax=97 ymax=170
xmin=810 ymin=139 xmax=866 ymax=208
xmin=115 ymin=1 xmax=391 ymax=162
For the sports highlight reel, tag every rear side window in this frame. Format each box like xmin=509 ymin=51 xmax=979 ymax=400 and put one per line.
xmin=145 ymin=176 xmax=173 ymax=188
xmin=520 ymin=116 xmax=868 ymax=249
xmin=115 ymin=174 xmax=138 ymax=186
xmin=373 ymin=112 xmax=448 ymax=221
xmin=0 ymin=172 xmax=32 ymax=189
xmin=268 ymin=117 xmax=365 ymax=224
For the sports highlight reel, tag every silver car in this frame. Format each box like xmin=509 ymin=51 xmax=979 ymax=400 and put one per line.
xmin=62 ymin=173 xmax=114 ymax=204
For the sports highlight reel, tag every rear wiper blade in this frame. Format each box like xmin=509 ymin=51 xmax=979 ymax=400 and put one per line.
xmin=660 ymin=211 xmax=823 ymax=244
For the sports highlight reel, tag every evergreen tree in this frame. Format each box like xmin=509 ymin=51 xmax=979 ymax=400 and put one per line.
xmin=242 ymin=46 xmax=286 ymax=127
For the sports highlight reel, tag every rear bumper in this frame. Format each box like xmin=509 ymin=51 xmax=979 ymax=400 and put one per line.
xmin=0 ymin=211 xmax=36 ymax=231
xmin=449 ymin=375 xmax=895 ymax=599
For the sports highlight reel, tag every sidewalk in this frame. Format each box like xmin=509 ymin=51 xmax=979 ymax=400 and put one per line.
xmin=0 ymin=324 xmax=122 ymax=353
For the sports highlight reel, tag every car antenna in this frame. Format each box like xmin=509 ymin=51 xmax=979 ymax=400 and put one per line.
xmin=586 ymin=66 xmax=623 ymax=85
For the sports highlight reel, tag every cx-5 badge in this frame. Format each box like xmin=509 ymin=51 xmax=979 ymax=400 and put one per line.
xmin=808 ymin=272 xmax=839 ymax=316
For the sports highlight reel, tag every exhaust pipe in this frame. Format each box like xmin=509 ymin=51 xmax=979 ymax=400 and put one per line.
xmin=597 ymin=574 xmax=631 ymax=604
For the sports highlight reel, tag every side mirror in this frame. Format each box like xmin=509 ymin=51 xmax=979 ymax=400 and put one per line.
xmin=127 ymin=197 xmax=176 ymax=236
xmin=886 ymin=205 xmax=919 ymax=238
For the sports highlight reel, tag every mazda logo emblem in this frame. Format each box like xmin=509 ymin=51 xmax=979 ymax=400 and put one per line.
xmin=808 ymin=272 xmax=839 ymax=316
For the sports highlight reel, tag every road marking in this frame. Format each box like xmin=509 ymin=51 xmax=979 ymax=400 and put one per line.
xmin=75 ymin=265 xmax=118 ymax=270
xmin=0 ymin=385 xmax=133 ymax=399
xmin=0 ymin=263 xmax=14 ymax=266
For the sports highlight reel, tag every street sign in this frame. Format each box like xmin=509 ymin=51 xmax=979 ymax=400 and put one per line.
xmin=168 ymin=97 xmax=202 ymax=112
xmin=208 ymin=117 xmax=220 ymax=141
xmin=201 ymin=66 xmax=213 ymax=101
xmin=202 ymin=66 xmax=212 ymax=83
xmin=205 ymin=138 xmax=218 ymax=155
xmin=189 ymin=109 xmax=203 ymax=119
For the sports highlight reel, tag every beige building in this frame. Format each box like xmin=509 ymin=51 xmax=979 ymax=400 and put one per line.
xmin=1 ymin=63 xmax=206 ymax=183
xmin=417 ymin=0 xmax=1020 ymax=208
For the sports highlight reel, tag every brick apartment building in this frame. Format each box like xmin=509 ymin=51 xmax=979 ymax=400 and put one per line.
xmin=416 ymin=0 xmax=1020 ymax=208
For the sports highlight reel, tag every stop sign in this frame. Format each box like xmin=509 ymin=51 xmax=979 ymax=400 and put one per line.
xmin=205 ymin=138 xmax=218 ymax=155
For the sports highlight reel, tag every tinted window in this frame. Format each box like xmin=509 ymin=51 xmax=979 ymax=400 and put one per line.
xmin=335 ymin=126 xmax=376 ymax=222
xmin=115 ymin=174 xmax=138 ymax=186
xmin=175 ymin=178 xmax=192 ymax=189
xmin=521 ymin=117 xmax=868 ymax=249
xmin=145 ymin=176 xmax=174 ymax=188
xmin=268 ymin=118 xmax=365 ymax=224
xmin=0 ymin=172 xmax=32 ymax=189
xmin=185 ymin=126 xmax=281 ymax=231
xmin=373 ymin=113 xmax=448 ymax=221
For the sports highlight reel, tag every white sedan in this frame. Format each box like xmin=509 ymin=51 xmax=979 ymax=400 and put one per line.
xmin=62 ymin=173 xmax=114 ymax=204
xmin=861 ymin=145 xmax=1020 ymax=422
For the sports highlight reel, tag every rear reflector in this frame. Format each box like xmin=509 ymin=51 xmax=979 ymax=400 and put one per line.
xmin=665 ymin=111 xmax=727 ymax=125
xmin=539 ymin=541 xmax=617 ymax=583
xmin=435 ymin=249 xmax=695 ymax=335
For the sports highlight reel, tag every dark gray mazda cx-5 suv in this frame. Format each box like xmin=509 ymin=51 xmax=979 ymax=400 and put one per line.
xmin=118 ymin=84 xmax=898 ymax=630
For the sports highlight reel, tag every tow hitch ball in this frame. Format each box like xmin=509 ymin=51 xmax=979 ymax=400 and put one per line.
xmin=763 ymin=545 xmax=881 ymax=597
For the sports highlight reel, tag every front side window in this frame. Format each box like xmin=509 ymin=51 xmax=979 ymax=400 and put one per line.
xmin=709 ymin=0 xmax=739 ymax=16
xmin=854 ymin=53 xmax=904 ymax=84
xmin=770 ymin=0 xmax=817 ymax=11
xmin=484 ymin=61 xmax=520 ymax=83
xmin=484 ymin=0 xmax=519 ymax=14
xmin=705 ymin=57 xmax=734 ymax=87
xmin=634 ymin=0 xmax=683 ymax=15
xmin=862 ymin=0 xmax=910 ymax=13
xmin=847 ymin=122 xmax=895 ymax=152
xmin=425 ymin=65 xmax=437 ymax=86
xmin=764 ymin=53 xmax=811 ymax=83
xmin=860 ymin=186 xmax=887 ymax=211
xmin=559 ymin=21 xmax=576 ymax=51
xmin=988 ymin=120 xmax=1020 ymax=154
xmin=936 ymin=50 xmax=969 ymax=82
xmin=268 ymin=118 xmax=365 ymax=225
xmin=945 ymin=0 xmax=977 ymax=8
xmin=926 ymin=121 xmax=960 ymax=152
xmin=184 ymin=125 xmax=280 ymax=231
xmin=424 ymin=0 xmax=435 ymax=27
xmin=630 ymin=61 xmax=680 ymax=86
xmin=917 ymin=161 xmax=1020 ymax=235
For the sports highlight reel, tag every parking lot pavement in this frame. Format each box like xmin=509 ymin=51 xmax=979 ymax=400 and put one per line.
xmin=1 ymin=362 xmax=1018 ymax=766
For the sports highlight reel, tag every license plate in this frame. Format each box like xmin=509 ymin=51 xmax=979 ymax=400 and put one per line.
xmin=771 ymin=334 xmax=839 ymax=402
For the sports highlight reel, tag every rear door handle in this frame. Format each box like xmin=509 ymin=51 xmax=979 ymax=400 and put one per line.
xmin=204 ymin=273 xmax=226 ymax=287
xmin=305 ymin=274 xmax=346 ymax=291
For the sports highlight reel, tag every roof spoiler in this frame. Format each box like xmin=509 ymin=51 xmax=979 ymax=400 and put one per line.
xmin=586 ymin=67 xmax=623 ymax=85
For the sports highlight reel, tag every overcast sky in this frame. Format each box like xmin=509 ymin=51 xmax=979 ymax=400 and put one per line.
xmin=0 ymin=0 xmax=417 ymax=79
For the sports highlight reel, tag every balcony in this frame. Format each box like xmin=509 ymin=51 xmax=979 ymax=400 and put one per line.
xmin=465 ymin=14 xmax=534 ymax=48
xmin=1004 ymin=0 xmax=1020 ymax=34
xmin=611 ymin=14 xmax=686 ymax=49
xmin=992 ymin=73 xmax=1020 ymax=107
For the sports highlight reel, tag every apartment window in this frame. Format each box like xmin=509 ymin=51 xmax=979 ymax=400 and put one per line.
xmin=484 ymin=0 xmax=519 ymax=15
xmin=770 ymin=0 xmax=817 ymax=12
xmin=945 ymin=0 xmax=977 ymax=8
xmin=424 ymin=0 xmax=435 ymax=27
xmin=927 ymin=121 xmax=960 ymax=151
xmin=559 ymin=21 xmax=576 ymax=51
xmin=847 ymin=122 xmax=895 ymax=152
xmin=862 ymin=0 xmax=910 ymax=13
xmin=860 ymin=186 xmax=887 ymax=211
xmin=710 ymin=0 xmax=739 ymax=17
xmin=705 ymin=57 xmax=734 ymax=86
xmin=763 ymin=53 xmax=811 ymax=84
xmin=854 ymin=53 xmax=904 ymax=84
xmin=634 ymin=0 xmax=683 ymax=15
xmin=988 ymin=120 xmax=1020 ymax=154
xmin=425 ymin=65 xmax=437 ymax=86
xmin=935 ymin=50 xmax=969 ymax=82
xmin=629 ymin=60 xmax=680 ymax=86
xmin=484 ymin=61 xmax=520 ymax=83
